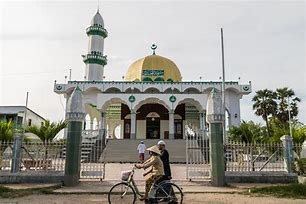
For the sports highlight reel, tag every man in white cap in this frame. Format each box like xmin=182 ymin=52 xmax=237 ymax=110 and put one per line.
xmin=158 ymin=140 xmax=172 ymax=180
xmin=137 ymin=141 xmax=146 ymax=163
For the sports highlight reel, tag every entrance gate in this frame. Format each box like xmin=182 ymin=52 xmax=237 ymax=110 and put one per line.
xmin=79 ymin=130 xmax=105 ymax=180
xmin=186 ymin=129 xmax=211 ymax=180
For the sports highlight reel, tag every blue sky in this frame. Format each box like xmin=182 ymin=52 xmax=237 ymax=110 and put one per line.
xmin=0 ymin=0 xmax=305 ymax=124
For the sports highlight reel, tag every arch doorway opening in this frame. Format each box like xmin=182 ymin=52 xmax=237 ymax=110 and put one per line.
xmin=146 ymin=112 xmax=160 ymax=139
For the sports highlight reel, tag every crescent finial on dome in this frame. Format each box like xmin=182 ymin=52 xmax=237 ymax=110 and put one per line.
xmin=151 ymin=44 xmax=157 ymax=55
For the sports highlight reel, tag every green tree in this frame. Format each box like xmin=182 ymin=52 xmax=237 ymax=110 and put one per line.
xmin=0 ymin=120 xmax=14 ymax=141
xmin=26 ymin=120 xmax=67 ymax=142
xmin=252 ymin=89 xmax=277 ymax=136
xmin=269 ymin=118 xmax=306 ymax=143
xmin=228 ymin=120 xmax=267 ymax=143
xmin=25 ymin=120 xmax=67 ymax=168
xmin=0 ymin=120 xmax=15 ymax=168
xmin=275 ymin=87 xmax=301 ymax=126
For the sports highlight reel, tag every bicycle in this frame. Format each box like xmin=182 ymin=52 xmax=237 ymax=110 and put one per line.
xmin=108 ymin=166 xmax=183 ymax=204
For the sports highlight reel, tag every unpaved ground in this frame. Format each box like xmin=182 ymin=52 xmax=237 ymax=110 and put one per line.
xmin=0 ymin=193 xmax=305 ymax=204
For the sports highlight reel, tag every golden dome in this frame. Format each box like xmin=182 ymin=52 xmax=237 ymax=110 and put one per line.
xmin=125 ymin=54 xmax=182 ymax=82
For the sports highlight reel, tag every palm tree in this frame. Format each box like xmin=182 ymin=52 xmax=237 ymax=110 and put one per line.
xmin=26 ymin=120 xmax=67 ymax=168
xmin=275 ymin=87 xmax=301 ymax=126
xmin=252 ymin=89 xmax=277 ymax=136
xmin=0 ymin=120 xmax=14 ymax=142
xmin=0 ymin=120 xmax=15 ymax=168
xmin=26 ymin=120 xmax=67 ymax=142
xmin=228 ymin=120 xmax=266 ymax=143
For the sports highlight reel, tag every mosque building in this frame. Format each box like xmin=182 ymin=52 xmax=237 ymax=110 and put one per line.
xmin=54 ymin=10 xmax=252 ymax=141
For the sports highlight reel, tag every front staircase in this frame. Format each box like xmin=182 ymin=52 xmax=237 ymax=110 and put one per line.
xmin=101 ymin=139 xmax=186 ymax=163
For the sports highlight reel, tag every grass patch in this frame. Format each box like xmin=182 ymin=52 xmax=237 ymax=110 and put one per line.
xmin=0 ymin=185 xmax=60 ymax=198
xmin=249 ymin=183 xmax=306 ymax=199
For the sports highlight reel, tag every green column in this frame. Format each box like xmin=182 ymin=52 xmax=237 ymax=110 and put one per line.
xmin=210 ymin=123 xmax=225 ymax=186
xmin=64 ymin=121 xmax=83 ymax=186
xmin=206 ymin=88 xmax=225 ymax=186
xmin=64 ymin=87 xmax=85 ymax=186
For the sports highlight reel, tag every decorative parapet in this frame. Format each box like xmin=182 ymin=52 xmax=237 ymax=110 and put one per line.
xmin=54 ymin=80 xmax=251 ymax=95
xmin=82 ymin=54 xmax=107 ymax=66
xmin=86 ymin=25 xmax=108 ymax=38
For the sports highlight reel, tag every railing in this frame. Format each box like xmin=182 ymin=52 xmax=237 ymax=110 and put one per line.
xmin=0 ymin=139 xmax=105 ymax=179
xmin=0 ymin=141 xmax=13 ymax=171
xmin=225 ymin=141 xmax=302 ymax=172
xmin=21 ymin=140 xmax=66 ymax=171
xmin=186 ymin=130 xmax=210 ymax=180
xmin=0 ymin=140 xmax=65 ymax=172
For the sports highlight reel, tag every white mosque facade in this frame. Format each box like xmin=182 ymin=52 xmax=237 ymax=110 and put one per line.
xmin=54 ymin=11 xmax=252 ymax=141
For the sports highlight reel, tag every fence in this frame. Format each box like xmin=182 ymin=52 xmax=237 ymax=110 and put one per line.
xmin=186 ymin=129 xmax=210 ymax=180
xmin=0 ymin=139 xmax=105 ymax=180
xmin=0 ymin=140 xmax=65 ymax=172
xmin=225 ymin=141 xmax=302 ymax=172
xmin=186 ymin=133 xmax=302 ymax=180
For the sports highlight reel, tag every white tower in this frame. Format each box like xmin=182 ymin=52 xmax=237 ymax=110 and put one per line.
xmin=82 ymin=10 xmax=107 ymax=81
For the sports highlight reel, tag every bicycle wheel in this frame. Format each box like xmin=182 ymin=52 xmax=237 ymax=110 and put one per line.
xmin=108 ymin=182 xmax=136 ymax=204
xmin=154 ymin=182 xmax=183 ymax=204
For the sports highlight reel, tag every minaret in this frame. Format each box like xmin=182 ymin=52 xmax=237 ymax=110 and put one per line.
xmin=82 ymin=10 xmax=107 ymax=81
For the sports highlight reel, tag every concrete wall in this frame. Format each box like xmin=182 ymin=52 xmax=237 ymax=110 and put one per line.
xmin=225 ymin=90 xmax=241 ymax=127
xmin=225 ymin=172 xmax=297 ymax=183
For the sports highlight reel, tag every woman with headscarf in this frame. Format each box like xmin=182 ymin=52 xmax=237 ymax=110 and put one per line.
xmin=135 ymin=145 xmax=164 ymax=201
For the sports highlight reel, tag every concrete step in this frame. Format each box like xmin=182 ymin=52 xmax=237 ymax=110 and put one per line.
xmin=101 ymin=139 xmax=186 ymax=163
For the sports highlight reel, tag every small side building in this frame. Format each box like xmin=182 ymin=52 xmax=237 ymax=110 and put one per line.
xmin=0 ymin=106 xmax=46 ymax=140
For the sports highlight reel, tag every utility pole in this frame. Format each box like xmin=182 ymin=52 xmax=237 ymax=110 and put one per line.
xmin=221 ymin=28 xmax=226 ymax=143
xmin=69 ymin=69 xmax=72 ymax=81
xmin=287 ymin=97 xmax=293 ymax=137
xmin=24 ymin=92 xmax=29 ymax=128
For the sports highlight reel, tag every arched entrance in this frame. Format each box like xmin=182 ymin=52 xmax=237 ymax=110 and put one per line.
xmin=146 ymin=112 xmax=160 ymax=139
xmin=136 ymin=103 xmax=168 ymax=139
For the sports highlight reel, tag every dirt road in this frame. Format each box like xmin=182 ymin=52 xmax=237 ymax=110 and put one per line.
xmin=0 ymin=193 xmax=304 ymax=204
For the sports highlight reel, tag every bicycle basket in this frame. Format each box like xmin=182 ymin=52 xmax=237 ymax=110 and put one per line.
xmin=121 ymin=170 xmax=132 ymax=181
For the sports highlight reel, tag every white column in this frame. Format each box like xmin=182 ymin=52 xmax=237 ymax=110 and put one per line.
xmin=199 ymin=112 xmax=206 ymax=131
xmin=90 ymin=119 xmax=94 ymax=130
xmin=199 ymin=112 xmax=204 ymax=130
xmin=64 ymin=96 xmax=69 ymax=139
xmin=169 ymin=110 xmax=174 ymax=139
xmin=100 ymin=113 xmax=106 ymax=132
xmin=99 ymin=112 xmax=106 ymax=147
xmin=130 ymin=111 xmax=136 ymax=139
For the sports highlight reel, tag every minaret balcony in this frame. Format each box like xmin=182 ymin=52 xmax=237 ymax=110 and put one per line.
xmin=82 ymin=54 xmax=107 ymax=66
xmin=86 ymin=25 xmax=108 ymax=38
